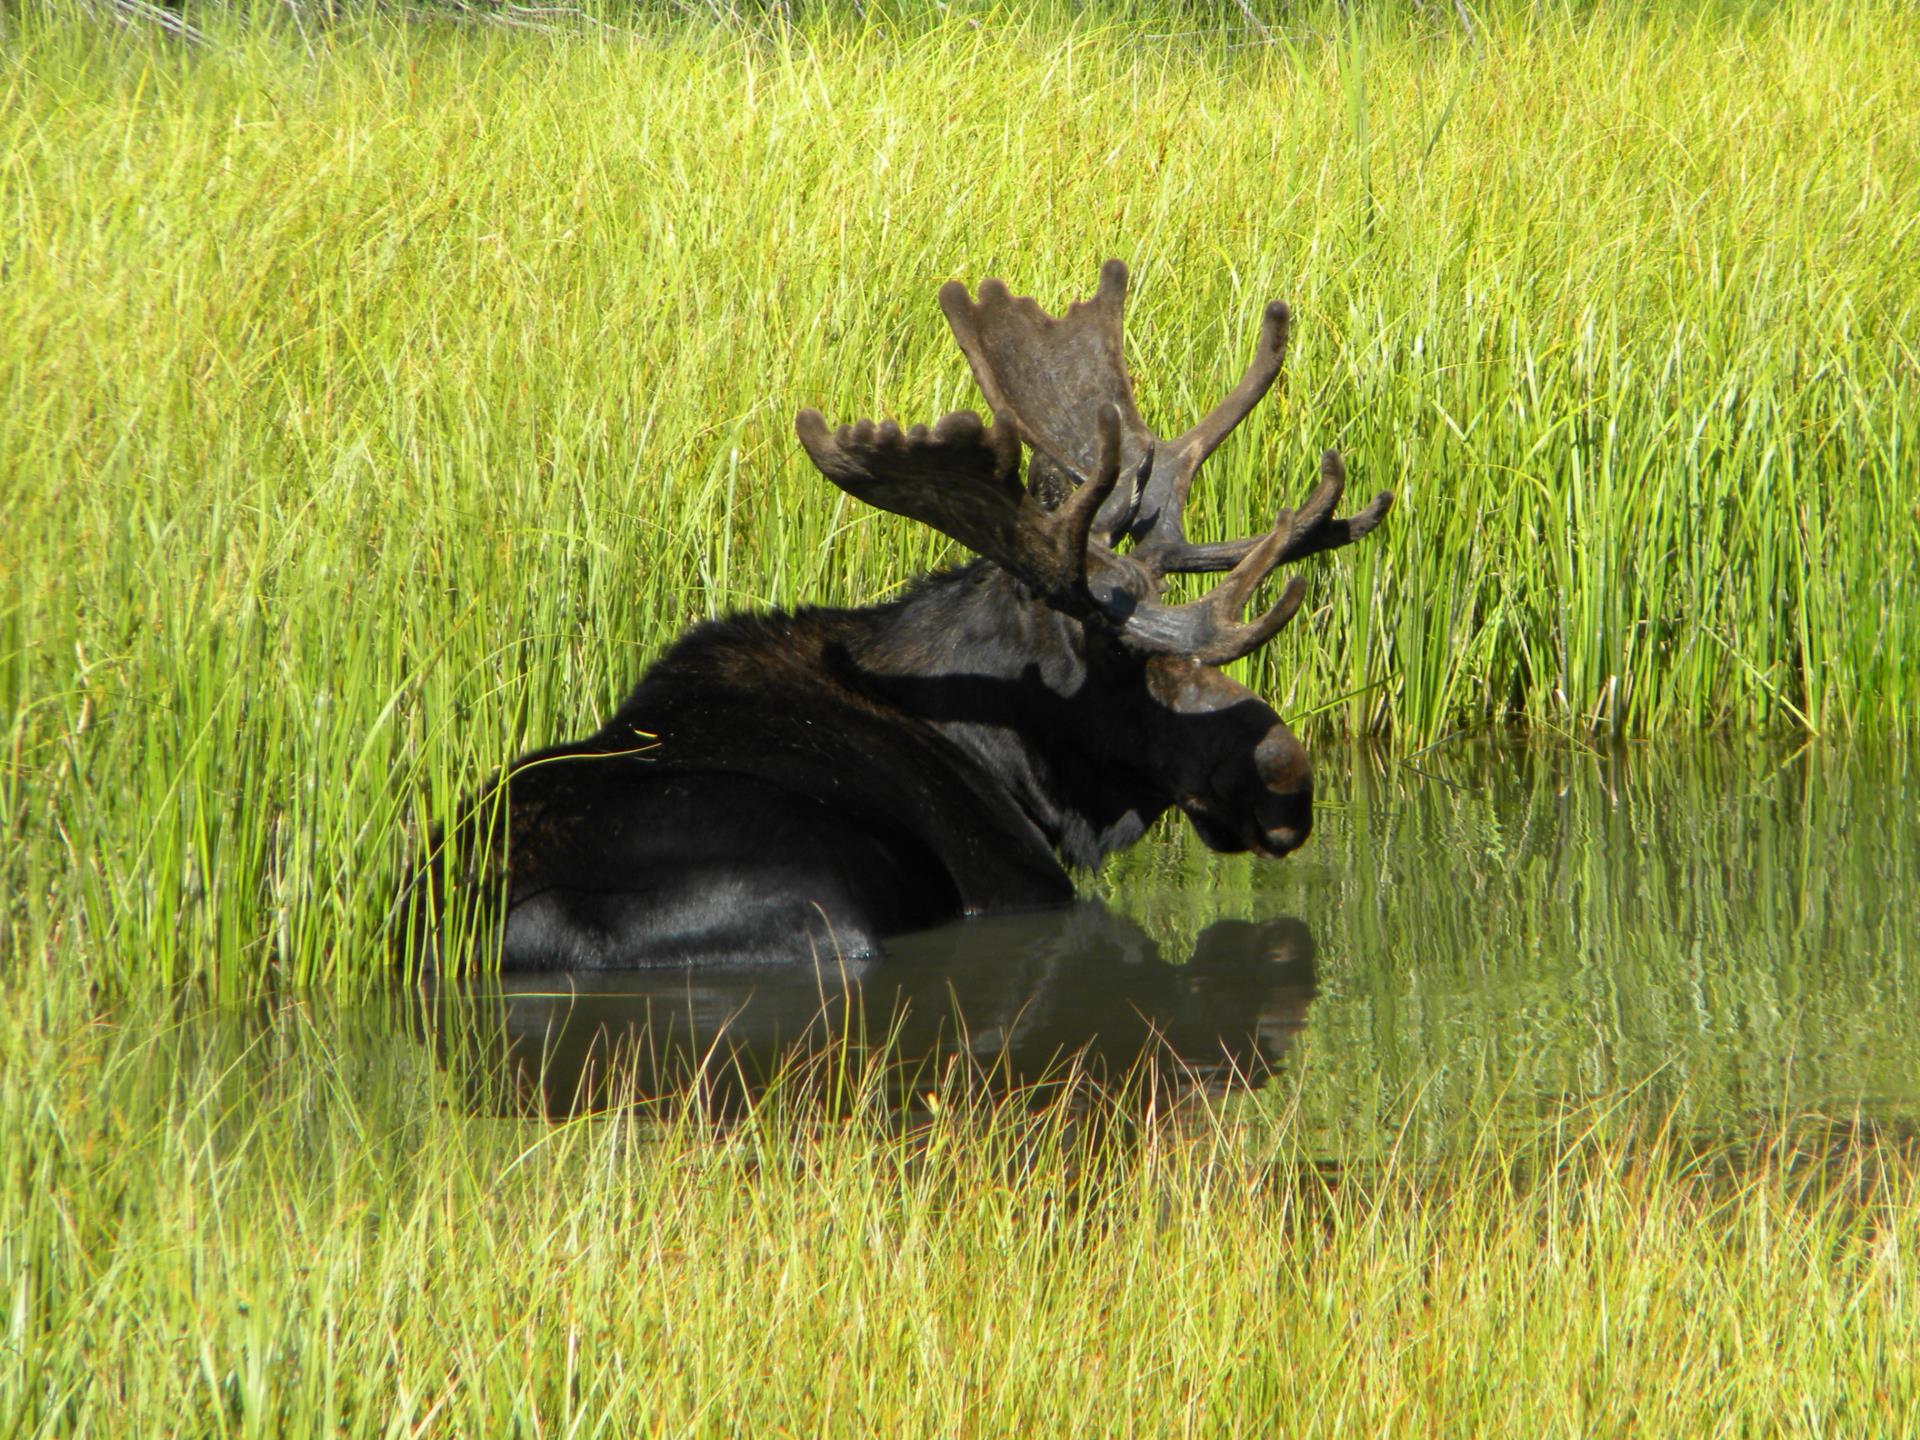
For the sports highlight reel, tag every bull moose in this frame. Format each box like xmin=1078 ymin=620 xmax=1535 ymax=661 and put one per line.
xmin=411 ymin=261 xmax=1391 ymax=971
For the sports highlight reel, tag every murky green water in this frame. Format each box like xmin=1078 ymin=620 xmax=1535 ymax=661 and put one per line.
xmin=410 ymin=742 xmax=1919 ymax=1140
xmin=1118 ymin=740 xmax=1920 ymax=1142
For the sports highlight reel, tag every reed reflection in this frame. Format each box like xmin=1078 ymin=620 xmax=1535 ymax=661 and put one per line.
xmin=421 ymin=904 xmax=1316 ymax=1117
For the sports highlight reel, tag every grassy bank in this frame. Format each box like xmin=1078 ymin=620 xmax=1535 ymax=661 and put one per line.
xmin=1 ymin=982 xmax=1914 ymax=1436
xmin=2 ymin=0 xmax=1917 ymax=992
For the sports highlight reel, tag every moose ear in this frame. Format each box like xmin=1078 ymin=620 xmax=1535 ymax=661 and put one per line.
xmin=939 ymin=260 xmax=1154 ymax=533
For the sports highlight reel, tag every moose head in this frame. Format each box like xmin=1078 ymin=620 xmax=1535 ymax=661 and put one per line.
xmin=795 ymin=259 xmax=1392 ymax=866
xmin=419 ymin=261 xmax=1393 ymax=972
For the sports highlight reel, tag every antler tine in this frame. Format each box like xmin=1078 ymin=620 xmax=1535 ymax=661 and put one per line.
xmin=1111 ymin=538 xmax=1312 ymax=665
xmin=1271 ymin=451 xmax=1396 ymax=567
xmin=1282 ymin=452 xmax=1395 ymax=563
xmin=1106 ymin=451 xmax=1391 ymax=663
xmin=1136 ymin=449 xmax=1396 ymax=575
xmin=1129 ymin=299 xmax=1292 ymax=557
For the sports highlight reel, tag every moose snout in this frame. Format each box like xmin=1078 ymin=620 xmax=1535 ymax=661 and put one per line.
xmin=1251 ymin=727 xmax=1313 ymax=857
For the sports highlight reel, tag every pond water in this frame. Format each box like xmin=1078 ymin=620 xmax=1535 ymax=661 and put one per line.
xmin=415 ymin=741 xmax=1920 ymax=1142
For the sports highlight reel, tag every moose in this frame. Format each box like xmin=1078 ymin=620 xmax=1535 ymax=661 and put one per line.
xmin=412 ymin=261 xmax=1391 ymax=971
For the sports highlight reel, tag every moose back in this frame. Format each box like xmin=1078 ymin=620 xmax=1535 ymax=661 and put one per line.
xmin=408 ymin=262 xmax=1391 ymax=971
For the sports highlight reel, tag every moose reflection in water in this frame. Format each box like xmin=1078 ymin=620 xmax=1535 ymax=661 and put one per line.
xmin=418 ymin=905 xmax=1318 ymax=1117
xmin=405 ymin=261 xmax=1389 ymax=972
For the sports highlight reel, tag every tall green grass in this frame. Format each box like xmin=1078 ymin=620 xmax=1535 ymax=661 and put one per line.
xmin=2 ymin=4 xmax=1916 ymax=993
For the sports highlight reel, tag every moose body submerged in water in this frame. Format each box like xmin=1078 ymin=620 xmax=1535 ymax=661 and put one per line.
xmin=412 ymin=262 xmax=1391 ymax=971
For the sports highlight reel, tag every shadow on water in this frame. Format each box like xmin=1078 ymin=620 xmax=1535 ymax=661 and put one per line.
xmin=412 ymin=905 xmax=1317 ymax=1119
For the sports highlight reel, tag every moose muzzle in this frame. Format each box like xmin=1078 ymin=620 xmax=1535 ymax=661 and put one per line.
xmin=1249 ymin=725 xmax=1313 ymax=857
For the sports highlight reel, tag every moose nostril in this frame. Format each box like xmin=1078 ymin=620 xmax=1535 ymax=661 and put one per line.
xmin=1256 ymin=783 xmax=1313 ymax=856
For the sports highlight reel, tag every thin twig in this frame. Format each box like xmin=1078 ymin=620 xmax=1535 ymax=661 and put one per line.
xmin=102 ymin=0 xmax=208 ymax=45
xmin=1226 ymin=0 xmax=1271 ymax=43
xmin=1452 ymin=0 xmax=1482 ymax=50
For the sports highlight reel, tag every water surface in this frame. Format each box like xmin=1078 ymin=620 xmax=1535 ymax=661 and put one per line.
xmin=419 ymin=741 xmax=1920 ymax=1140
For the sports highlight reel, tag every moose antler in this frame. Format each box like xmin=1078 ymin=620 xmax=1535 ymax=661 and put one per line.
xmin=795 ymin=262 xmax=1393 ymax=666
xmin=793 ymin=406 xmax=1122 ymax=614
xmin=937 ymin=259 xmax=1153 ymax=532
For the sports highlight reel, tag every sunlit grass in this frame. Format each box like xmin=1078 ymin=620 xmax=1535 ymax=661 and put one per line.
xmin=1 ymin=980 xmax=1914 ymax=1436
